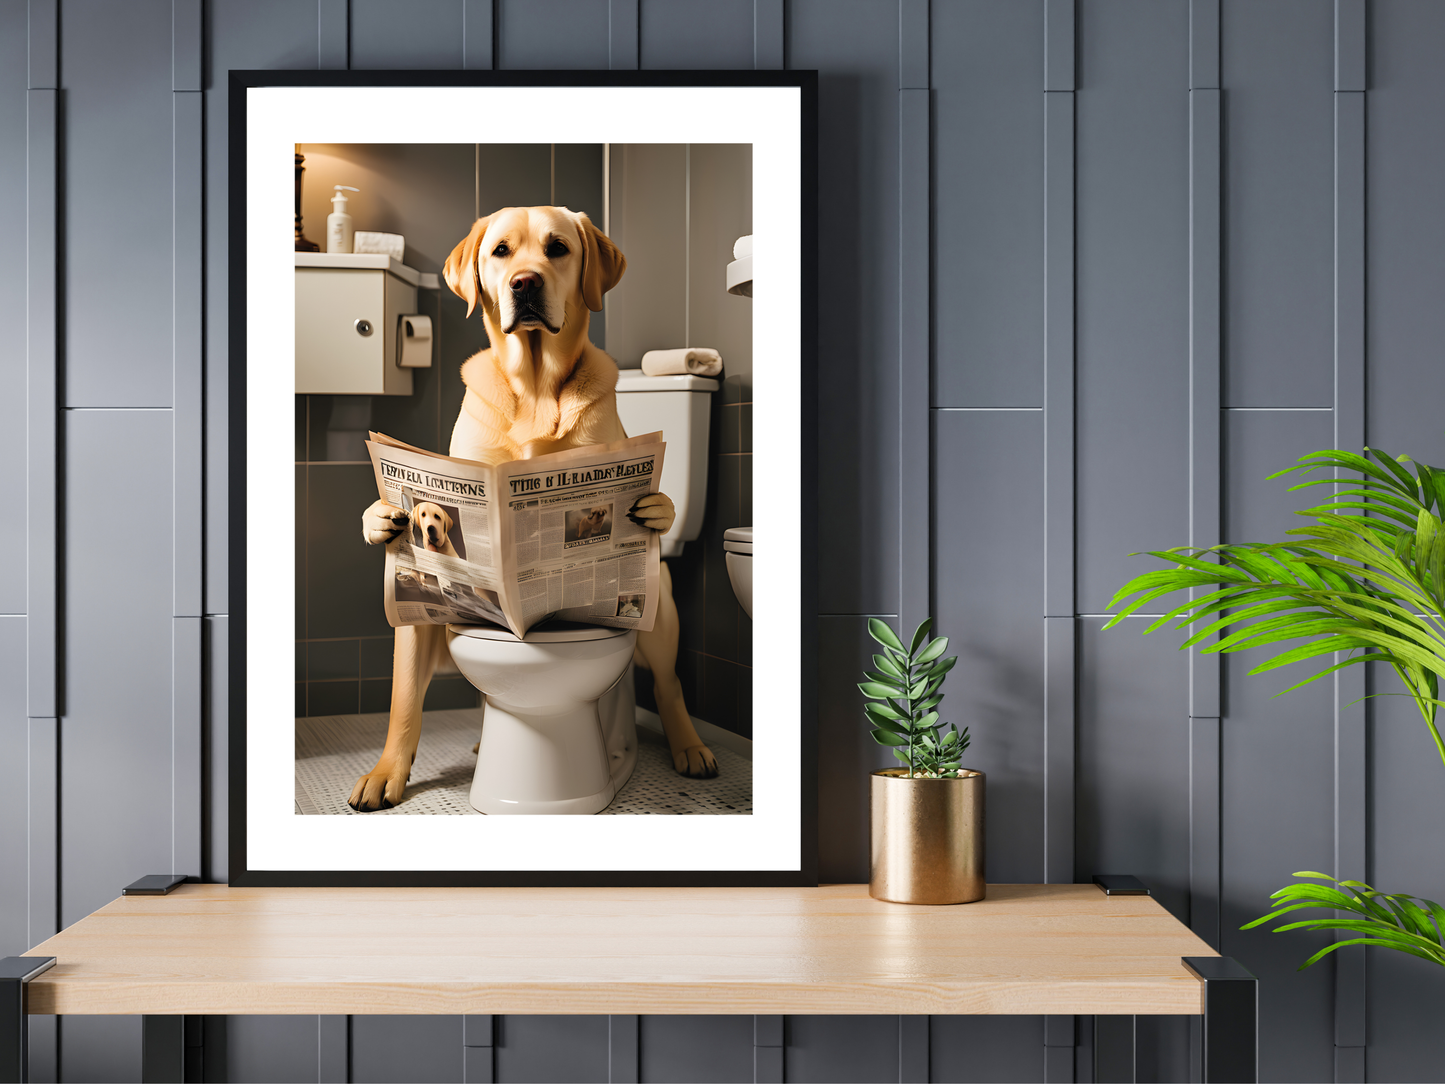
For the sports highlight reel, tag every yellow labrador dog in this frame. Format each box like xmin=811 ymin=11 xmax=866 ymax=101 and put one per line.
xmin=410 ymin=502 xmax=458 ymax=556
xmin=352 ymin=206 xmax=719 ymax=812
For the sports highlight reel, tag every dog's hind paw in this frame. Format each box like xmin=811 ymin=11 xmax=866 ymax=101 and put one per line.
xmin=672 ymin=743 xmax=719 ymax=780
xmin=348 ymin=762 xmax=409 ymax=812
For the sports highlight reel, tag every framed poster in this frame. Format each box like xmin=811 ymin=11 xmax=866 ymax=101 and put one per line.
xmin=228 ymin=70 xmax=817 ymax=885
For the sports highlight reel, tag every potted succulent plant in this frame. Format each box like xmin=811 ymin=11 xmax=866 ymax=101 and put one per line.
xmin=860 ymin=618 xmax=984 ymax=904
xmin=1108 ymin=447 xmax=1445 ymax=970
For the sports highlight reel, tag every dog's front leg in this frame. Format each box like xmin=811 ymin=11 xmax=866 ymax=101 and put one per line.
xmin=348 ymin=622 xmax=449 ymax=811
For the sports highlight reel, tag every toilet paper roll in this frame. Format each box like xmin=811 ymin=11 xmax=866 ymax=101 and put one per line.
xmin=640 ymin=348 xmax=723 ymax=377
xmin=397 ymin=314 xmax=433 ymax=368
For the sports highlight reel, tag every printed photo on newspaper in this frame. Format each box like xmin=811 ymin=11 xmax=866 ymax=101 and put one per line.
xmin=366 ymin=431 xmax=666 ymax=639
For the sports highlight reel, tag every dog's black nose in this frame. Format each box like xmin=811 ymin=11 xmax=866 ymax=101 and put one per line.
xmin=510 ymin=272 xmax=541 ymax=298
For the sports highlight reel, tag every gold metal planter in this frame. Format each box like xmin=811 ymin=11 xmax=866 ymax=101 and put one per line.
xmin=869 ymin=768 xmax=985 ymax=905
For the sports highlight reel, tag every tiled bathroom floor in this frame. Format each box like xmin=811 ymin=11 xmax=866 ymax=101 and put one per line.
xmin=295 ymin=707 xmax=753 ymax=816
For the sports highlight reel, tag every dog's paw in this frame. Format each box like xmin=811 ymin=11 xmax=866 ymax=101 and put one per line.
xmin=347 ymin=759 xmax=410 ymax=812
xmin=672 ymin=743 xmax=719 ymax=780
xmin=362 ymin=499 xmax=410 ymax=546
xmin=629 ymin=492 xmax=676 ymax=534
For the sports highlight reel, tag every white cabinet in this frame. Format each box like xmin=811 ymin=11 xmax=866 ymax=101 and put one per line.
xmin=294 ymin=253 xmax=438 ymax=395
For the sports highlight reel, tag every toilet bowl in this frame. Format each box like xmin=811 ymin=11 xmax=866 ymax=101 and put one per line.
xmin=447 ymin=621 xmax=638 ymax=815
xmin=724 ymin=527 xmax=753 ymax=618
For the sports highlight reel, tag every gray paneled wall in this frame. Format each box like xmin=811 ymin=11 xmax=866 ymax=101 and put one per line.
xmin=6 ymin=0 xmax=1445 ymax=1081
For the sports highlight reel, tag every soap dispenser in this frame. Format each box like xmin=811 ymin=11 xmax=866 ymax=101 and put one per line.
xmin=326 ymin=185 xmax=360 ymax=253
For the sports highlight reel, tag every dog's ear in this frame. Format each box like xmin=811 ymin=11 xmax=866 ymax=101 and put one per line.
xmin=442 ymin=508 xmax=454 ymax=535
xmin=574 ymin=212 xmax=626 ymax=313
xmin=443 ymin=215 xmax=493 ymax=317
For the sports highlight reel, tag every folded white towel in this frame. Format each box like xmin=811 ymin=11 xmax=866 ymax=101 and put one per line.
xmin=640 ymin=348 xmax=723 ymax=377
xmin=353 ymin=231 xmax=406 ymax=261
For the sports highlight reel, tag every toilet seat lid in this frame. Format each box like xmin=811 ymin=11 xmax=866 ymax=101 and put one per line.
xmin=723 ymin=526 xmax=752 ymax=554
xmin=448 ymin=619 xmax=632 ymax=644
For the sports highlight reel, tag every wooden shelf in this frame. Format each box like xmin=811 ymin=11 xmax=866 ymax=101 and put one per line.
xmin=24 ymin=883 xmax=1215 ymax=1018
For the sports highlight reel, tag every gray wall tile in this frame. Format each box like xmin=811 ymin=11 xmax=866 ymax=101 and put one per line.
xmin=1133 ymin=1016 xmax=1192 ymax=1084
xmin=1076 ymin=615 xmax=1191 ymax=921
xmin=1366 ymin=0 xmax=1445 ymax=466
xmin=494 ymin=1015 xmax=608 ymax=1083
xmin=1219 ymin=641 xmax=1336 ymax=1084
xmin=640 ymin=0 xmax=755 ymax=69
xmin=62 ymin=411 xmax=174 ymax=927
xmin=296 ymin=465 xmax=308 ymax=638
xmin=60 ymin=1016 xmax=140 ymax=1084
xmin=1221 ymin=0 xmax=1334 ymax=408
xmin=308 ymin=640 xmax=360 ymax=681
xmin=206 ymin=0 xmax=337 ymax=616
xmin=784 ymin=1016 xmax=897 ymax=1084
xmin=1219 ymin=409 xmax=1337 ymax=1082
xmin=1223 ymin=408 xmax=1334 ymax=544
xmin=0 ymin=1 xmax=28 ymax=613
xmin=1074 ymin=0 xmax=1191 ymax=615
xmin=930 ymin=1015 xmax=1044 ymax=1083
xmin=62 ymin=0 xmax=175 ymax=409
xmin=308 ymin=679 xmax=360 ymax=717
xmin=497 ymin=0 xmax=610 ymax=69
xmin=0 ymin=617 xmax=26 ymax=955
xmin=1367 ymin=690 xmax=1445 ymax=1081
xmin=423 ymin=676 xmax=481 ymax=710
xmin=351 ymin=0 xmax=466 ymax=69
xmin=934 ymin=410 xmax=1046 ymax=883
xmin=931 ymin=0 xmax=1045 ymax=409
xmin=606 ymin=143 xmax=689 ymax=368
xmin=638 ymin=1015 xmax=753 ymax=1083
xmin=440 ymin=288 xmax=494 ymax=416
xmin=351 ymin=1015 xmax=463 ymax=1083
xmin=791 ymin=0 xmax=901 ymax=614
xmin=686 ymin=144 xmax=753 ymax=396
xmin=305 ymin=464 xmax=392 ymax=640
xmin=817 ymin=615 xmax=895 ymax=883
xmin=225 ymin=1015 xmax=320 ymax=1084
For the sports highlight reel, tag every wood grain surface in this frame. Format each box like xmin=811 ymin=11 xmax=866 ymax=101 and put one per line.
xmin=25 ymin=883 xmax=1215 ymax=1016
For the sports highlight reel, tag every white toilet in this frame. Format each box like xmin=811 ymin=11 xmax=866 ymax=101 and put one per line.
xmin=724 ymin=527 xmax=753 ymax=618
xmin=448 ymin=621 xmax=638 ymax=815
xmin=614 ymin=371 xmax=720 ymax=557
xmin=445 ymin=370 xmax=717 ymax=815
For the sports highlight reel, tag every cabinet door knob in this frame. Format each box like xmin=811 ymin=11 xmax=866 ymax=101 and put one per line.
xmin=354 ymin=319 xmax=374 ymax=336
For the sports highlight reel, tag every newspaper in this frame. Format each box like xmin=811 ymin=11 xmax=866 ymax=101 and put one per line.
xmin=365 ymin=430 xmax=665 ymax=638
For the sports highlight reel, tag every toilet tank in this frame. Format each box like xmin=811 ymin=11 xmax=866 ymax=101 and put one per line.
xmin=614 ymin=371 xmax=718 ymax=557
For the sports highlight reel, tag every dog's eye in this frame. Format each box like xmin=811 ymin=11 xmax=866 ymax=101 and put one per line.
xmin=491 ymin=243 xmax=510 ymax=257
xmin=545 ymin=240 xmax=569 ymax=259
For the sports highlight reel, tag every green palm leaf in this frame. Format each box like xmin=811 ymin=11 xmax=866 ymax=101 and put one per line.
xmin=1109 ymin=447 xmax=1445 ymax=972
xmin=1245 ymin=873 xmax=1445 ymax=970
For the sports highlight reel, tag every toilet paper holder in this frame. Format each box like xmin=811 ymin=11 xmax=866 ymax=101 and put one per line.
xmin=397 ymin=314 xmax=433 ymax=368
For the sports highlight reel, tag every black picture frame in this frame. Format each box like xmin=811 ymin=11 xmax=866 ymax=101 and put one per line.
xmin=228 ymin=69 xmax=818 ymax=886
